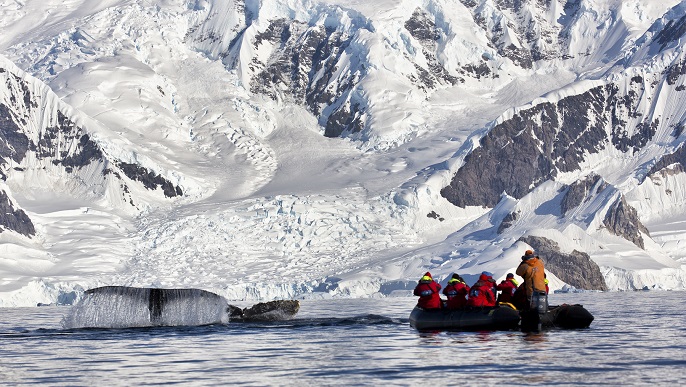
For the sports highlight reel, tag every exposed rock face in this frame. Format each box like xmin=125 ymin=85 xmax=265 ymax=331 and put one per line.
xmin=0 ymin=63 xmax=183 ymax=221
xmin=602 ymin=196 xmax=650 ymax=249
xmin=665 ymin=58 xmax=686 ymax=85
xmin=238 ymin=7 xmax=466 ymax=138
xmin=519 ymin=235 xmax=608 ymax=291
xmin=459 ymin=0 xmax=566 ymax=68
xmin=33 ymin=111 xmax=104 ymax=172
xmin=404 ymin=8 xmax=461 ymax=89
xmin=497 ymin=210 xmax=519 ymax=234
xmin=560 ymin=173 xmax=607 ymax=216
xmin=441 ymin=82 xmax=660 ymax=208
xmin=247 ymin=17 xmax=367 ymax=137
xmin=654 ymin=15 xmax=686 ymax=51
xmin=0 ymin=190 xmax=35 ymax=236
xmin=0 ymin=103 xmax=29 ymax=164
xmin=442 ymin=87 xmax=604 ymax=207
xmin=2 ymin=65 xmax=106 ymax=176
xmin=116 ymin=162 xmax=183 ymax=198
xmin=1 ymin=101 xmax=104 ymax=175
xmin=647 ymin=144 xmax=686 ymax=177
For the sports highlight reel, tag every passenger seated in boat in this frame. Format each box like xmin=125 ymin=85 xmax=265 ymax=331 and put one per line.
xmin=496 ymin=273 xmax=519 ymax=303
xmin=466 ymin=272 xmax=497 ymax=307
xmin=413 ymin=272 xmax=442 ymax=309
xmin=443 ymin=273 xmax=470 ymax=309
xmin=544 ymin=274 xmax=549 ymax=294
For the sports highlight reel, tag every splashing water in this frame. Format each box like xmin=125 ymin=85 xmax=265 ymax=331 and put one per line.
xmin=62 ymin=287 xmax=230 ymax=329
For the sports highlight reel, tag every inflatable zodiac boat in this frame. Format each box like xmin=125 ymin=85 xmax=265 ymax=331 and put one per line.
xmin=409 ymin=303 xmax=593 ymax=331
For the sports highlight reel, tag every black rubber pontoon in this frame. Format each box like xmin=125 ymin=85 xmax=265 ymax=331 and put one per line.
xmin=540 ymin=304 xmax=594 ymax=329
xmin=409 ymin=305 xmax=521 ymax=331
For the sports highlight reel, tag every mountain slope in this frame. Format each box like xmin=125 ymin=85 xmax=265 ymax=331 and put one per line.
xmin=0 ymin=0 xmax=685 ymax=306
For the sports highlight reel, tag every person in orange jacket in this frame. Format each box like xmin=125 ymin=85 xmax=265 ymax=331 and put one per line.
xmin=466 ymin=272 xmax=497 ymax=307
xmin=516 ymin=250 xmax=546 ymax=302
xmin=413 ymin=272 xmax=442 ymax=309
xmin=496 ymin=273 xmax=519 ymax=303
xmin=443 ymin=273 xmax=470 ymax=309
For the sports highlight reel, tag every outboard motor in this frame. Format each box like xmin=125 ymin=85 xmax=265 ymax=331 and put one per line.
xmin=532 ymin=291 xmax=548 ymax=315
xmin=521 ymin=291 xmax=548 ymax=332
xmin=531 ymin=291 xmax=548 ymax=332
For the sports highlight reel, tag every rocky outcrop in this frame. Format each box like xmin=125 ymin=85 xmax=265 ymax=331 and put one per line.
xmin=33 ymin=111 xmax=104 ymax=172
xmin=602 ymin=196 xmax=650 ymax=249
xmin=654 ymin=15 xmax=686 ymax=51
xmin=248 ymin=17 xmax=366 ymax=137
xmin=116 ymin=162 xmax=182 ymax=198
xmin=647 ymin=144 xmax=686 ymax=177
xmin=458 ymin=0 xmax=565 ymax=68
xmin=0 ymin=103 xmax=30 ymax=175
xmin=404 ymin=8 xmax=461 ymax=89
xmin=0 ymin=190 xmax=35 ymax=236
xmin=427 ymin=210 xmax=445 ymax=221
xmin=442 ymin=87 xmax=606 ymax=207
xmin=1 ymin=62 xmax=184 ymax=212
xmin=519 ymin=235 xmax=608 ymax=291
xmin=560 ymin=174 xmax=607 ymax=216
xmin=665 ymin=58 xmax=686 ymax=85
xmin=1 ymin=102 xmax=104 ymax=175
xmin=497 ymin=210 xmax=519 ymax=234
xmin=441 ymin=81 xmax=660 ymax=208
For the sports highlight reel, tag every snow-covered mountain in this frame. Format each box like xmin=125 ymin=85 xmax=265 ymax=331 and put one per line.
xmin=1 ymin=0 xmax=685 ymax=306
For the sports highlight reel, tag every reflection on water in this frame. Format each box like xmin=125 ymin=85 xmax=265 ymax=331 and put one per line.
xmin=1 ymin=291 xmax=685 ymax=385
xmin=521 ymin=331 xmax=548 ymax=343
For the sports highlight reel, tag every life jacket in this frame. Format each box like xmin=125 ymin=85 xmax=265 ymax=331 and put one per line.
xmin=466 ymin=280 xmax=496 ymax=307
xmin=496 ymin=278 xmax=518 ymax=303
xmin=414 ymin=276 xmax=442 ymax=309
xmin=443 ymin=279 xmax=469 ymax=309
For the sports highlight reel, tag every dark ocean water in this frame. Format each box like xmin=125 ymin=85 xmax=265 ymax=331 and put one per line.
xmin=1 ymin=291 xmax=684 ymax=386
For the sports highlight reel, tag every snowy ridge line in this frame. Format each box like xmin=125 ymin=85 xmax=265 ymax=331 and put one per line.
xmin=0 ymin=54 xmax=193 ymax=202
xmin=488 ymin=67 xmax=664 ymax=132
xmin=0 ymin=54 xmax=96 ymax=139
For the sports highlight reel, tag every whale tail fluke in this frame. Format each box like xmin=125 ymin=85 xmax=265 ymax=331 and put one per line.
xmin=67 ymin=286 xmax=228 ymax=328
xmin=65 ymin=286 xmax=300 ymax=328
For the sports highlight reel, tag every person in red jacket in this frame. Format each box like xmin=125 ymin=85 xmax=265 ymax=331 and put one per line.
xmin=413 ymin=272 xmax=442 ymax=309
xmin=466 ymin=272 xmax=496 ymax=307
xmin=443 ymin=273 xmax=470 ymax=309
xmin=496 ymin=273 xmax=519 ymax=304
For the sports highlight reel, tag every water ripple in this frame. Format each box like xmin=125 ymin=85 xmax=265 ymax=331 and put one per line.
xmin=1 ymin=292 xmax=685 ymax=385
